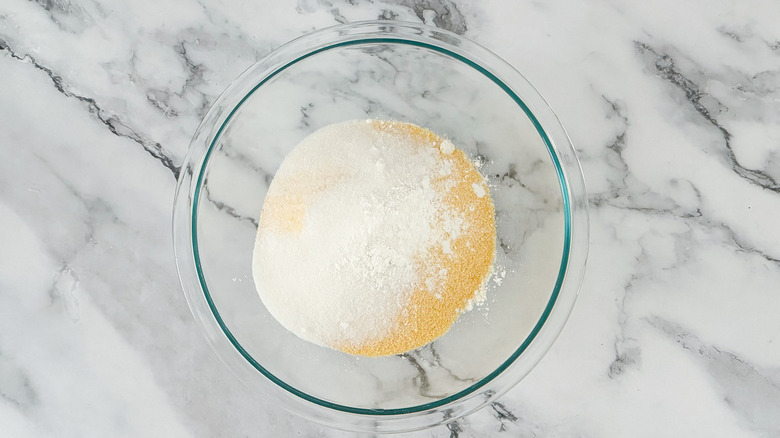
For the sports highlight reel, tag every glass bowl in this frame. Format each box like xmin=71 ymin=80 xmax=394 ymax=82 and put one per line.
xmin=173 ymin=21 xmax=588 ymax=434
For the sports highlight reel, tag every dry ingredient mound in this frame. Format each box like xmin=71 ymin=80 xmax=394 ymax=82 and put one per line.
xmin=252 ymin=119 xmax=496 ymax=357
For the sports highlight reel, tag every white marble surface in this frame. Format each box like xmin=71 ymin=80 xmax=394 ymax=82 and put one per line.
xmin=1 ymin=0 xmax=779 ymax=436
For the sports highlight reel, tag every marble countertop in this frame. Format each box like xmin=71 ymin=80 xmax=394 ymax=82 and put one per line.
xmin=2 ymin=0 xmax=779 ymax=436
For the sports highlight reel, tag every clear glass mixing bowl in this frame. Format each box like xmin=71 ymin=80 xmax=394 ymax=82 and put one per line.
xmin=172 ymin=21 xmax=588 ymax=433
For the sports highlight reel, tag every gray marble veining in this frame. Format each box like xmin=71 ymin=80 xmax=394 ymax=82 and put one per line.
xmin=1 ymin=0 xmax=779 ymax=436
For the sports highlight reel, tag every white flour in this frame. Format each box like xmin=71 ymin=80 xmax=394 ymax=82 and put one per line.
xmin=253 ymin=120 xmax=466 ymax=350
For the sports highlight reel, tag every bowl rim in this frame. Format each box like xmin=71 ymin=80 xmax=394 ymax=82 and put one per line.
xmin=173 ymin=20 xmax=589 ymax=433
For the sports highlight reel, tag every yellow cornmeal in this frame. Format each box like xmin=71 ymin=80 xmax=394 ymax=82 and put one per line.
xmin=339 ymin=121 xmax=496 ymax=356
xmin=256 ymin=120 xmax=496 ymax=357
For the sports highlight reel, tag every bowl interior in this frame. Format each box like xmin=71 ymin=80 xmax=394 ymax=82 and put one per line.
xmin=193 ymin=41 xmax=566 ymax=412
